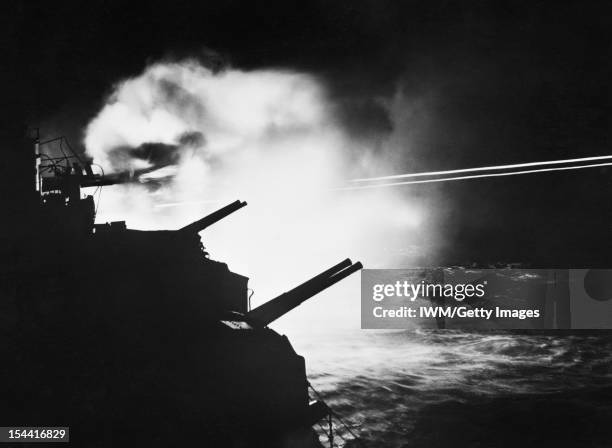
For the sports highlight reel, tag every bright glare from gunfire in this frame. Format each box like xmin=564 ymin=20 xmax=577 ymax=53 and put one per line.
xmin=84 ymin=60 xmax=423 ymax=330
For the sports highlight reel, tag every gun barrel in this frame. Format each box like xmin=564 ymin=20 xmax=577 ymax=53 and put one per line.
xmin=180 ymin=200 xmax=247 ymax=233
xmin=315 ymin=261 xmax=363 ymax=293
xmin=288 ymin=258 xmax=352 ymax=295
xmin=247 ymin=260 xmax=363 ymax=327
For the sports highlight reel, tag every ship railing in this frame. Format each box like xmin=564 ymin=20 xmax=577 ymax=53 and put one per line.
xmin=308 ymin=382 xmax=366 ymax=448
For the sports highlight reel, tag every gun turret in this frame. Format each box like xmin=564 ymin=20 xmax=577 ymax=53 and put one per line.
xmin=180 ymin=200 xmax=247 ymax=233
xmin=246 ymin=259 xmax=363 ymax=327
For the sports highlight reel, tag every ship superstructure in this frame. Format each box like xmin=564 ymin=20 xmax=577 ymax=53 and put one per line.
xmin=0 ymin=130 xmax=362 ymax=447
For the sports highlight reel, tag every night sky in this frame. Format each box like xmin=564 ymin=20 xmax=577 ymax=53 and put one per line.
xmin=4 ymin=0 xmax=612 ymax=265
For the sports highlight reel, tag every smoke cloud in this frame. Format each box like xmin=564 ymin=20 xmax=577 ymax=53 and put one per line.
xmin=84 ymin=59 xmax=429 ymax=330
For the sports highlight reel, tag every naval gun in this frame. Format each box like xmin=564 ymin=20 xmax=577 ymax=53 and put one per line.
xmin=228 ymin=258 xmax=363 ymax=328
xmin=180 ymin=199 xmax=247 ymax=233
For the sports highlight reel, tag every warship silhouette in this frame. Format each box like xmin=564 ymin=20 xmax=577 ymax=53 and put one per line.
xmin=0 ymin=129 xmax=362 ymax=447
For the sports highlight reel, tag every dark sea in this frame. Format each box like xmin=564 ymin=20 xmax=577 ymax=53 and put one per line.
xmin=290 ymin=330 xmax=612 ymax=448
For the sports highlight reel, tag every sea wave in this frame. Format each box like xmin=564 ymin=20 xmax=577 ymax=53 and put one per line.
xmin=290 ymin=330 xmax=612 ymax=447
